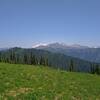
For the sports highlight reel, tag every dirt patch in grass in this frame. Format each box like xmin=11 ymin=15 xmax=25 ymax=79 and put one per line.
xmin=5 ymin=87 xmax=33 ymax=97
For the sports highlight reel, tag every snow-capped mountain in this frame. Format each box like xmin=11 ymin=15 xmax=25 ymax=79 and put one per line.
xmin=32 ymin=42 xmax=100 ymax=63
xmin=32 ymin=43 xmax=48 ymax=48
xmin=33 ymin=42 xmax=89 ymax=49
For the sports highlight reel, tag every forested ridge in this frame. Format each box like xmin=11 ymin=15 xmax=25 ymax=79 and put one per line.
xmin=0 ymin=47 xmax=100 ymax=75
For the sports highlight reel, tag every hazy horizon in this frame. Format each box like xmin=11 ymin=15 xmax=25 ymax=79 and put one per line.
xmin=1 ymin=41 xmax=100 ymax=48
xmin=0 ymin=0 xmax=100 ymax=48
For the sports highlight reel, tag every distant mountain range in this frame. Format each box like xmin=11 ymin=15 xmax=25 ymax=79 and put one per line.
xmin=34 ymin=43 xmax=100 ymax=63
xmin=34 ymin=42 xmax=90 ymax=49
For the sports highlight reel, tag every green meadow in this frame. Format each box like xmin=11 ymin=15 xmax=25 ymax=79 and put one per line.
xmin=0 ymin=63 xmax=100 ymax=100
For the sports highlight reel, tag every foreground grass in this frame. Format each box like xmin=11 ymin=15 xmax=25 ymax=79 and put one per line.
xmin=0 ymin=63 xmax=100 ymax=100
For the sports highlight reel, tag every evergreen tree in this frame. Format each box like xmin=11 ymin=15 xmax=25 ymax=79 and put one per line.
xmin=31 ymin=55 xmax=37 ymax=65
xmin=0 ymin=52 xmax=1 ymax=62
xmin=10 ymin=50 xmax=15 ymax=63
xmin=24 ymin=54 xmax=28 ymax=64
xmin=69 ymin=59 xmax=74 ymax=72
xmin=90 ymin=64 xmax=95 ymax=74
xmin=45 ymin=58 xmax=48 ymax=66
xmin=40 ymin=56 xmax=43 ymax=65
xmin=40 ymin=56 xmax=45 ymax=66
xmin=95 ymin=64 xmax=100 ymax=75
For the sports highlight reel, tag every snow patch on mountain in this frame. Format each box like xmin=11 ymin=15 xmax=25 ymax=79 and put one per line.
xmin=32 ymin=42 xmax=90 ymax=49
xmin=32 ymin=43 xmax=48 ymax=48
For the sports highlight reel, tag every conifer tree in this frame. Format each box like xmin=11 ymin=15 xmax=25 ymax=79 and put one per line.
xmin=69 ymin=59 xmax=74 ymax=72
xmin=95 ymin=64 xmax=100 ymax=75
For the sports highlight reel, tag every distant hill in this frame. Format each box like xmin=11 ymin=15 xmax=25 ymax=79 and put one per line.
xmin=35 ymin=43 xmax=100 ymax=63
xmin=0 ymin=47 xmax=100 ymax=74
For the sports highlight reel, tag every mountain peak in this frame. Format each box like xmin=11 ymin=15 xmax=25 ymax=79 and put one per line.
xmin=32 ymin=43 xmax=48 ymax=48
xmin=32 ymin=42 xmax=89 ymax=49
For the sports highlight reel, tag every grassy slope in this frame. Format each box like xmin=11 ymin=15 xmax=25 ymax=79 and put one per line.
xmin=0 ymin=63 xmax=100 ymax=100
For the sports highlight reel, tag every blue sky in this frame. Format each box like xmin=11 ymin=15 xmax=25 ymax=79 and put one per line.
xmin=0 ymin=0 xmax=100 ymax=48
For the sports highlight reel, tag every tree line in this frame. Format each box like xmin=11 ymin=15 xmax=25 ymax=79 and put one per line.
xmin=0 ymin=47 xmax=100 ymax=75
xmin=0 ymin=49 xmax=48 ymax=66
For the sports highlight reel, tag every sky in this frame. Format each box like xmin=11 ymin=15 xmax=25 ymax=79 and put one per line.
xmin=0 ymin=0 xmax=100 ymax=48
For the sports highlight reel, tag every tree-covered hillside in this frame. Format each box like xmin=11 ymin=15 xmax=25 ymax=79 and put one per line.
xmin=0 ymin=47 xmax=100 ymax=74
